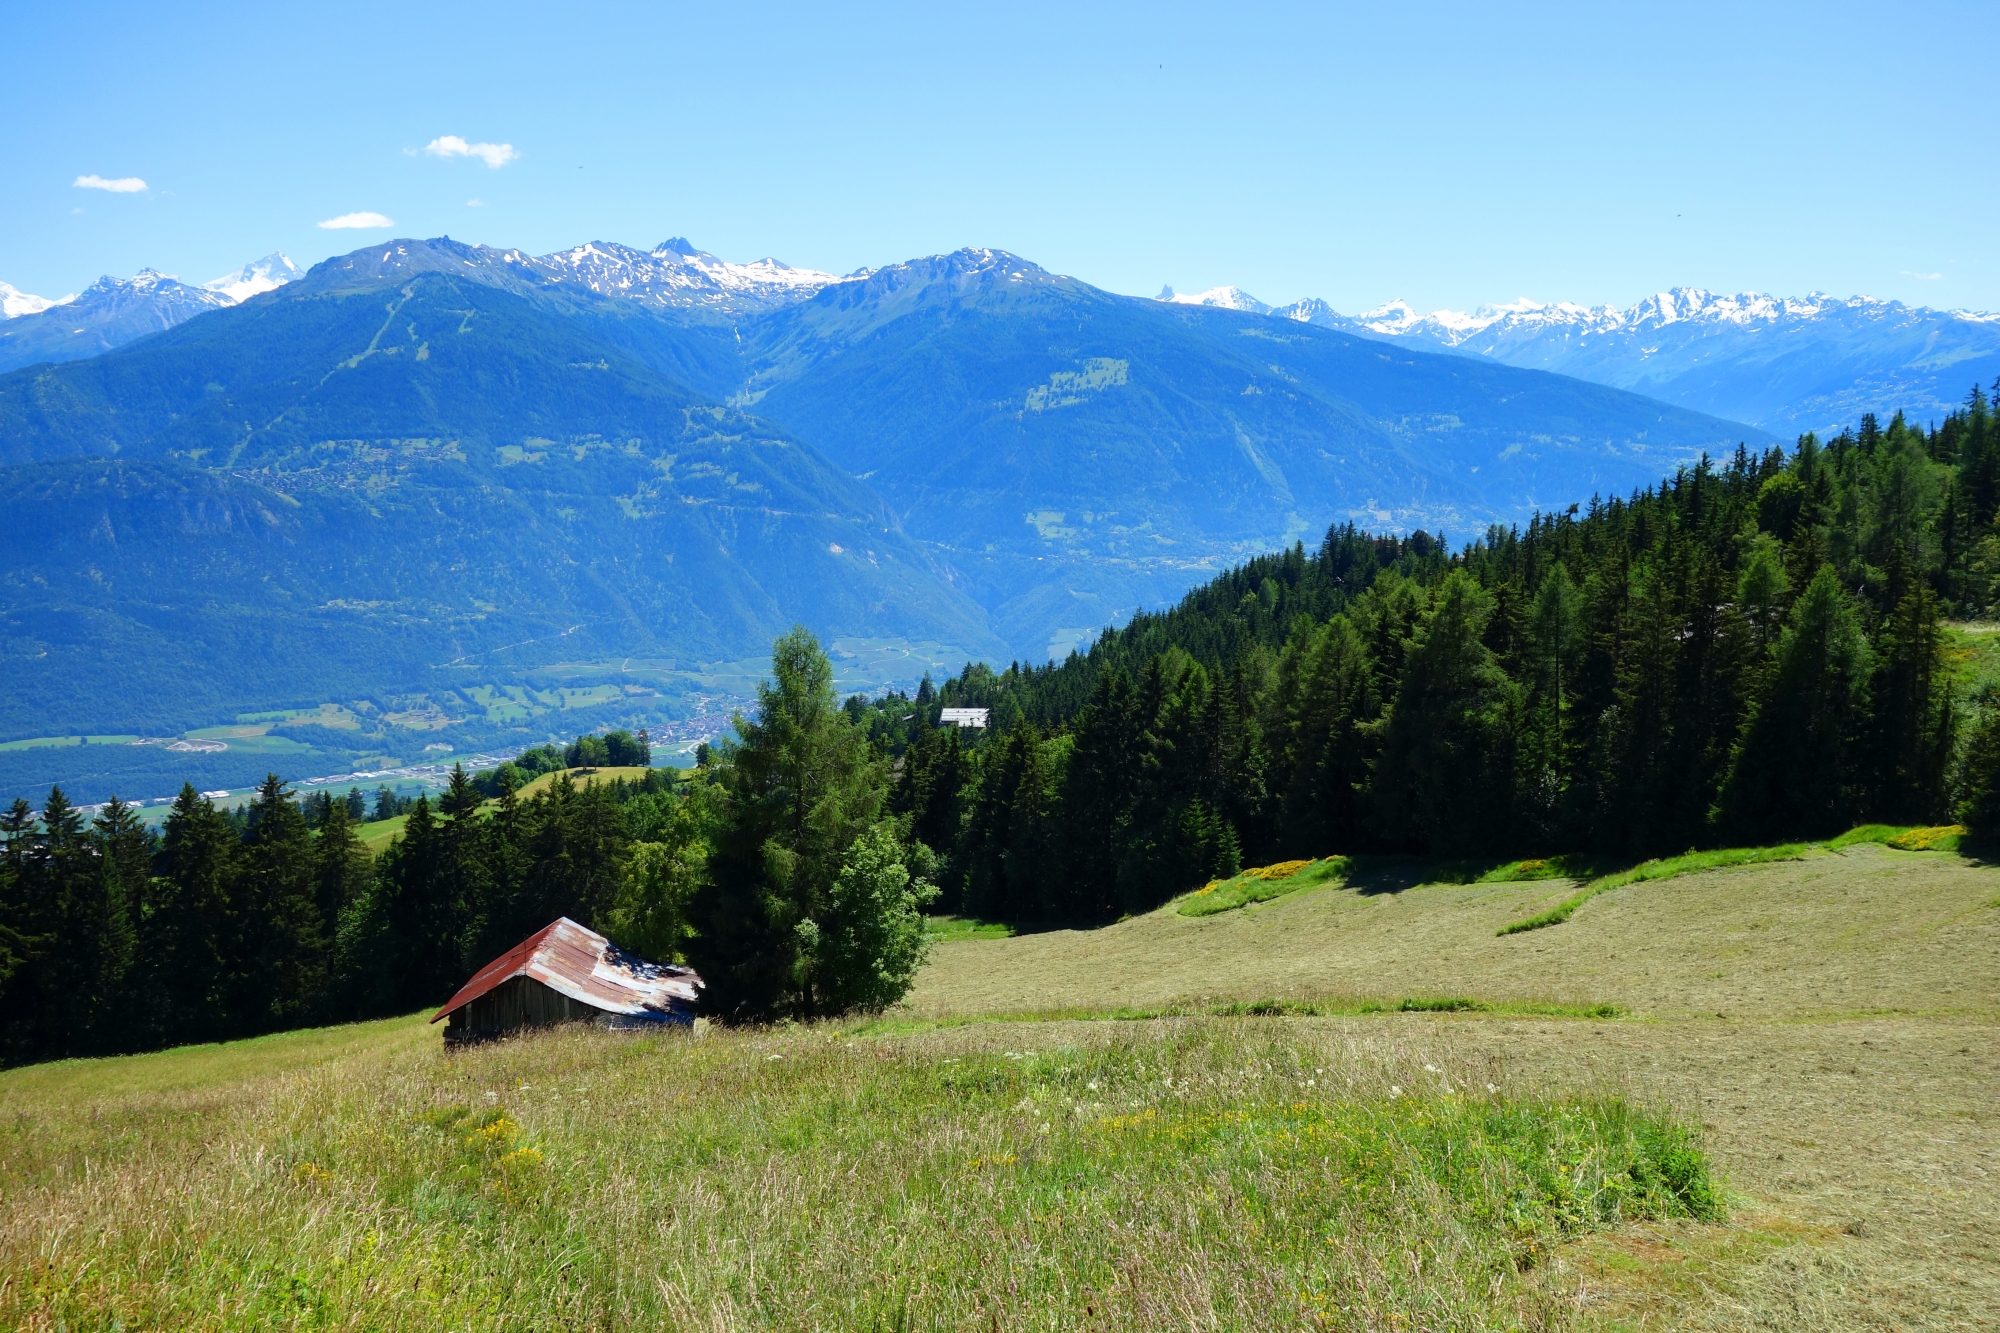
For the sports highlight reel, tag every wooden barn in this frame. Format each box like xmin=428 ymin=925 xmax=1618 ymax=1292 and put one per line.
xmin=431 ymin=917 xmax=702 ymax=1045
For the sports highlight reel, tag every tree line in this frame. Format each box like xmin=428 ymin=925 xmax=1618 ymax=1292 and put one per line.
xmin=10 ymin=395 xmax=2000 ymax=1063
xmin=0 ymin=644 xmax=938 ymax=1062
xmin=890 ymin=395 xmax=2000 ymax=924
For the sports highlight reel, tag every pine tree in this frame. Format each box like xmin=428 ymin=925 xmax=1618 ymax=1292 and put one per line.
xmin=1371 ymin=571 xmax=1518 ymax=853
xmin=1717 ymin=566 xmax=1874 ymax=839
xmin=144 ymin=785 xmax=237 ymax=1045
xmin=312 ymin=798 xmax=372 ymax=962
xmin=692 ymin=627 xmax=890 ymax=1019
xmin=238 ymin=775 xmax=324 ymax=1027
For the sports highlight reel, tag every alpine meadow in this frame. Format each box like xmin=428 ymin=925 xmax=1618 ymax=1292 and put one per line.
xmin=6 ymin=6 xmax=2000 ymax=1320
xmin=4 ymin=396 xmax=1998 ymax=1327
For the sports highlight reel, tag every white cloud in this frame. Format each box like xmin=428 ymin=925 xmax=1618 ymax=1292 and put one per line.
xmin=424 ymin=135 xmax=517 ymax=169
xmin=1900 ymin=270 xmax=1944 ymax=280
xmin=466 ymin=198 xmax=486 ymax=207
xmin=75 ymin=174 xmax=147 ymax=193
xmin=318 ymin=211 xmax=394 ymax=230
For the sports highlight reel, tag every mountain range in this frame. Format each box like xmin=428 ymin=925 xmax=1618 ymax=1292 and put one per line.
xmin=17 ymin=250 xmax=1995 ymax=440
xmin=0 ymin=234 xmax=1772 ymax=757
xmin=1158 ymin=283 xmax=2000 ymax=434
xmin=0 ymin=253 xmax=303 ymax=374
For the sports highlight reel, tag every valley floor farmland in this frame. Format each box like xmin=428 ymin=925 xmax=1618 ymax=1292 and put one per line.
xmin=0 ymin=844 xmax=1992 ymax=1330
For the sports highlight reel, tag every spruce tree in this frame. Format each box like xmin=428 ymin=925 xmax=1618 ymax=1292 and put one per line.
xmin=1371 ymin=571 xmax=1517 ymax=853
xmin=239 ymin=775 xmax=323 ymax=1027
xmin=435 ymin=764 xmax=492 ymax=962
xmin=1051 ymin=669 xmax=1136 ymax=922
xmin=145 ymin=785 xmax=237 ymax=1045
xmin=1957 ymin=694 xmax=2000 ymax=841
xmin=692 ymin=627 xmax=890 ymax=1019
xmin=1517 ymin=564 xmax=1582 ymax=841
xmin=1867 ymin=571 xmax=1955 ymax=823
xmin=1717 ymin=566 xmax=1874 ymax=840
xmin=0 ymin=801 xmax=35 ymax=996
xmin=312 ymin=798 xmax=372 ymax=960
xmin=1275 ymin=616 xmax=1375 ymax=855
xmin=374 ymin=797 xmax=464 ymax=1009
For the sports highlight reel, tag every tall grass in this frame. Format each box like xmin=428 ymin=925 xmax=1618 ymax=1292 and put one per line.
xmin=0 ymin=1019 xmax=1717 ymax=1330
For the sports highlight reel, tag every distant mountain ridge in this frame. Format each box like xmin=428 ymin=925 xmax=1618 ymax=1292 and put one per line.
xmin=0 ymin=234 xmax=1762 ymax=738
xmin=0 ymin=281 xmax=71 ymax=319
xmin=1176 ymin=283 xmax=2000 ymax=434
xmin=203 ymin=252 xmax=304 ymax=303
xmin=20 ymin=234 xmax=2000 ymax=437
xmin=532 ymin=237 xmax=849 ymax=314
xmin=0 ymin=253 xmax=304 ymax=373
xmin=0 ymin=246 xmax=999 ymax=739
xmin=719 ymin=246 xmax=1763 ymax=654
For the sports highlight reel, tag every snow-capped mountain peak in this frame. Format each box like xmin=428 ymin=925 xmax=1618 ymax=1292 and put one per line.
xmin=528 ymin=238 xmax=845 ymax=313
xmin=1276 ymin=283 xmax=2000 ymax=432
xmin=0 ymin=281 xmax=72 ymax=319
xmin=205 ymin=253 xmax=303 ymax=303
xmin=1204 ymin=272 xmax=1999 ymax=429
xmin=1157 ymin=285 xmax=1271 ymax=314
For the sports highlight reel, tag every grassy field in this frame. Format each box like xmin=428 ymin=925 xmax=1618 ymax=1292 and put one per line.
xmin=349 ymin=766 xmax=661 ymax=854
xmin=910 ymin=840 xmax=2000 ymax=1329
xmin=2 ymin=839 xmax=1995 ymax=1329
xmin=0 ymin=1017 xmax=1720 ymax=1331
xmin=511 ymin=764 xmax=655 ymax=800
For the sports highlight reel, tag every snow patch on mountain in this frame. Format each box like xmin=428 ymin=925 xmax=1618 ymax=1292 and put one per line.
xmin=1326 ymin=288 xmax=2000 ymax=347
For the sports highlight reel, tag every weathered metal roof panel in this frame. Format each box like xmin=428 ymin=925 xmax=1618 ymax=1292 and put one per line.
xmin=431 ymin=917 xmax=702 ymax=1023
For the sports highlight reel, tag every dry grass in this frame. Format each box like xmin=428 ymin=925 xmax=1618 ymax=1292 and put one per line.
xmin=911 ymin=843 xmax=2000 ymax=1021
xmin=910 ymin=842 xmax=2000 ymax=1330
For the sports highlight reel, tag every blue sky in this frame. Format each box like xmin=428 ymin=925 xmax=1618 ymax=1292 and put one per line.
xmin=4 ymin=0 xmax=1996 ymax=314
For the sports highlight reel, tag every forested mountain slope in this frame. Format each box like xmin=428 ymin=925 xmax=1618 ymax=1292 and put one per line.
xmin=0 ymin=247 xmax=995 ymax=737
xmin=730 ymin=250 xmax=1770 ymax=652
xmin=898 ymin=399 xmax=2000 ymax=924
xmin=0 ymin=236 xmax=1765 ymax=737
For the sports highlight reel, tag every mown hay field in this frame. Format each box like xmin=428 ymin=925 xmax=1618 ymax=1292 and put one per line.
xmin=911 ymin=841 xmax=2000 ymax=1330
xmin=911 ymin=842 xmax=1999 ymax=1022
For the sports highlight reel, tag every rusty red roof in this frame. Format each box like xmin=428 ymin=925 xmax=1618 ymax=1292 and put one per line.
xmin=431 ymin=917 xmax=701 ymax=1023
